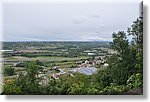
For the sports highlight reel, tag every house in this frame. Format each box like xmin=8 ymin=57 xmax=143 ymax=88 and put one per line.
xmin=51 ymin=66 xmax=59 ymax=70
xmin=85 ymin=60 xmax=89 ymax=64
xmin=52 ymin=73 xmax=60 ymax=79
xmin=103 ymin=63 xmax=109 ymax=67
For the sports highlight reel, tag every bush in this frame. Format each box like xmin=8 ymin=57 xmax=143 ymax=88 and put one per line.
xmin=100 ymin=85 xmax=128 ymax=95
xmin=127 ymin=73 xmax=143 ymax=89
xmin=4 ymin=67 xmax=15 ymax=76
xmin=2 ymin=80 xmax=21 ymax=95
xmin=87 ymin=88 xmax=99 ymax=95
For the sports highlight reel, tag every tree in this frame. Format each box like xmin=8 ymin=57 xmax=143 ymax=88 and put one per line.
xmin=95 ymin=69 xmax=112 ymax=87
xmin=128 ymin=17 xmax=143 ymax=53
xmin=14 ymin=61 xmax=41 ymax=94
xmin=128 ymin=17 xmax=143 ymax=73
xmin=3 ymin=80 xmax=21 ymax=95
xmin=111 ymin=31 xmax=129 ymax=60
xmin=4 ymin=66 xmax=15 ymax=76
xmin=26 ymin=61 xmax=39 ymax=80
xmin=108 ymin=31 xmax=130 ymax=85
xmin=36 ymin=60 xmax=44 ymax=66
xmin=24 ymin=61 xmax=40 ymax=94
xmin=107 ymin=17 xmax=143 ymax=86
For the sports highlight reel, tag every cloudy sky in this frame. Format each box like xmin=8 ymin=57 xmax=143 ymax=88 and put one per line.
xmin=3 ymin=1 xmax=140 ymax=41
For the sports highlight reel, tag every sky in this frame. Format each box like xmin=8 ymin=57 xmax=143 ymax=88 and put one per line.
xmin=3 ymin=1 xmax=140 ymax=41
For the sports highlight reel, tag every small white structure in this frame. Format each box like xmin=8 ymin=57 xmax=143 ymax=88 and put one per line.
xmin=87 ymin=53 xmax=95 ymax=56
xmin=85 ymin=60 xmax=89 ymax=64
xmin=103 ymin=63 xmax=109 ymax=67
xmin=0 ymin=50 xmax=14 ymax=52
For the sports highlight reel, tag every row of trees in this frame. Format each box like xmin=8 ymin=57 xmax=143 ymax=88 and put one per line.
xmin=2 ymin=17 xmax=143 ymax=95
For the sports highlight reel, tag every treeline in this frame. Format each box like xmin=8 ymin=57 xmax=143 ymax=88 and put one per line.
xmin=2 ymin=17 xmax=143 ymax=95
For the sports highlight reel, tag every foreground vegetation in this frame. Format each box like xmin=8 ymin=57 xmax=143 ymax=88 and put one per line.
xmin=2 ymin=17 xmax=143 ymax=95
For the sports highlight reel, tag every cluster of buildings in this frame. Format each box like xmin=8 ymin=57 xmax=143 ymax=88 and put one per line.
xmin=76 ymin=56 xmax=108 ymax=68
xmin=37 ymin=55 xmax=109 ymax=86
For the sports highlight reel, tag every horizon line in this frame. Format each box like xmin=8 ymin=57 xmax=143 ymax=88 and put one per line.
xmin=0 ymin=40 xmax=112 ymax=42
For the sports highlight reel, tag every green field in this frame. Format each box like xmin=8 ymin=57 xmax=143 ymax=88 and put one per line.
xmin=10 ymin=56 xmax=88 ymax=62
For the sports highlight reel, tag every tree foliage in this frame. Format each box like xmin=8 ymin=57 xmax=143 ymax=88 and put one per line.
xmin=4 ymin=66 xmax=15 ymax=76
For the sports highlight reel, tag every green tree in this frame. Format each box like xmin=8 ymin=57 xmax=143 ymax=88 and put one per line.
xmin=128 ymin=17 xmax=143 ymax=53
xmin=126 ymin=17 xmax=143 ymax=90
xmin=106 ymin=17 xmax=143 ymax=89
xmin=4 ymin=66 xmax=15 ymax=76
xmin=128 ymin=17 xmax=143 ymax=73
xmin=108 ymin=31 xmax=130 ymax=85
xmin=111 ymin=31 xmax=129 ymax=60
xmin=14 ymin=61 xmax=41 ymax=94
xmin=95 ymin=69 xmax=112 ymax=87
xmin=3 ymin=80 xmax=21 ymax=95
xmin=36 ymin=60 xmax=44 ymax=66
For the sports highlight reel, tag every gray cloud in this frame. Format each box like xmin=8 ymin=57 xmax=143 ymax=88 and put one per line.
xmin=72 ymin=19 xmax=87 ymax=24
xmin=90 ymin=15 xmax=101 ymax=18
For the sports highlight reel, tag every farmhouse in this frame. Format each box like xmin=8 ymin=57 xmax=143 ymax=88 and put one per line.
xmin=103 ymin=63 xmax=109 ymax=67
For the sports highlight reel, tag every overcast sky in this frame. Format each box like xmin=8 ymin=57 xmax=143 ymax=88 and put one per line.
xmin=3 ymin=1 xmax=140 ymax=41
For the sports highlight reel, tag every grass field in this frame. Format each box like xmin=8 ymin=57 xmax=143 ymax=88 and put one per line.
xmin=11 ymin=56 xmax=88 ymax=62
xmin=49 ymin=61 xmax=77 ymax=69
xmin=4 ymin=56 xmax=88 ymax=69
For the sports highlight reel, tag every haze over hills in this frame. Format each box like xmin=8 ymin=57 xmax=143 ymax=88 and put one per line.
xmin=1 ymin=40 xmax=112 ymax=43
